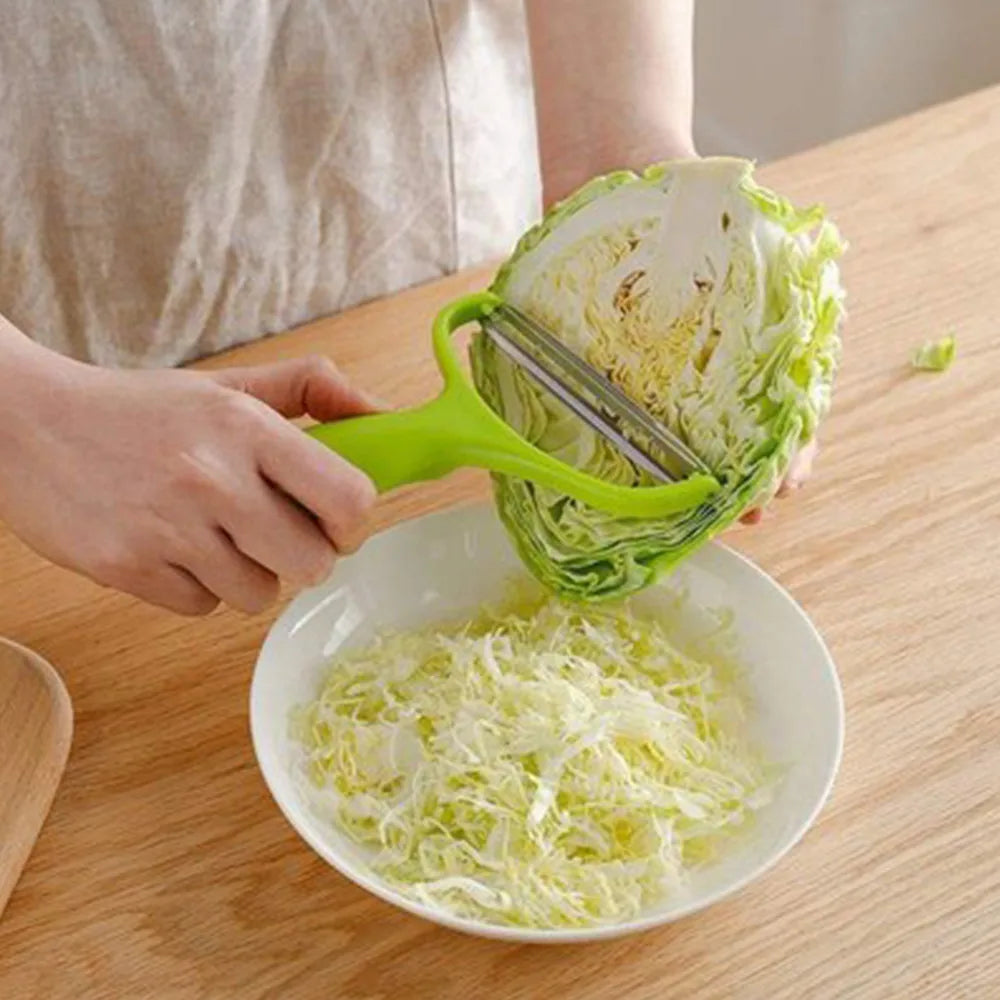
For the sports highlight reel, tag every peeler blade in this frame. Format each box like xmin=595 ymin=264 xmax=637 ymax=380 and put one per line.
xmin=481 ymin=302 xmax=711 ymax=484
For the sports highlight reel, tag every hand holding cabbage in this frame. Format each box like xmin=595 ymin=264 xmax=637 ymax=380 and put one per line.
xmin=472 ymin=158 xmax=845 ymax=601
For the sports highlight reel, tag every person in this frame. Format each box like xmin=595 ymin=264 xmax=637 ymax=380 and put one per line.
xmin=0 ymin=1 xmax=811 ymax=617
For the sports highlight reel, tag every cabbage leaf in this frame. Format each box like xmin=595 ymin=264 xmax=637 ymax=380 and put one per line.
xmin=911 ymin=333 xmax=956 ymax=372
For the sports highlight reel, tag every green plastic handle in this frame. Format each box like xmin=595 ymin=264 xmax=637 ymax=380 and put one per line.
xmin=307 ymin=292 xmax=718 ymax=519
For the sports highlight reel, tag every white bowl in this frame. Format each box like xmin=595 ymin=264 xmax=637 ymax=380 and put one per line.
xmin=250 ymin=502 xmax=843 ymax=943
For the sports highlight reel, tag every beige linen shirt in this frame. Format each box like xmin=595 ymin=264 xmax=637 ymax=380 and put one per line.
xmin=0 ymin=1 xmax=540 ymax=367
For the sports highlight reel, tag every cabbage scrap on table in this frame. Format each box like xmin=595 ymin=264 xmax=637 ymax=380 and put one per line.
xmin=471 ymin=157 xmax=846 ymax=601
xmin=911 ymin=333 xmax=956 ymax=372
xmin=290 ymin=589 xmax=772 ymax=929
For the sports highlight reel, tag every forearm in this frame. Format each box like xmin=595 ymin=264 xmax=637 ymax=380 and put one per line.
xmin=1 ymin=311 xmax=40 ymax=366
xmin=0 ymin=315 xmax=76 ymax=464
xmin=0 ymin=312 xmax=72 ymax=384
xmin=525 ymin=0 xmax=696 ymax=206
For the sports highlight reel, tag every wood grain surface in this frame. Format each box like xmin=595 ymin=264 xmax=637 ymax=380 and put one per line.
xmin=1 ymin=86 xmax=999 ymax=999
xmin=0 ymin=641 xmax=72 ymax=916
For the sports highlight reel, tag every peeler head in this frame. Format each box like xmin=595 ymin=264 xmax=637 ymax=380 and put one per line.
xmin=430 ymin=292 xmax=719 ymax=519
xmin=480 ymin=301 xmax=711 ymax=484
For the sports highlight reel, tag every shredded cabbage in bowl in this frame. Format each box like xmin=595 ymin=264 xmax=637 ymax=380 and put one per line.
xmin=470 ymin=158 xmax=845 ymax=601
xmin=290 ymin=588 xmax=773 ymax=929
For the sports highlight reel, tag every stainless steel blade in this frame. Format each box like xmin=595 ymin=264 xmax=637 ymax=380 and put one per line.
xmin=482 ymin=318 xmax=674 ymax=483
xmin=482 ymin=302 xmax=711 ymax=481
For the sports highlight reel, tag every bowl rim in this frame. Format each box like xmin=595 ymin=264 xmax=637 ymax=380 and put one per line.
xmin=249 ymin=502 xmax=845 ymax=944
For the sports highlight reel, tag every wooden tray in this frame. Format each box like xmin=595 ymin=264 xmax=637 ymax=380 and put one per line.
xmin=0 ymin=639 xmax=72 ymax=917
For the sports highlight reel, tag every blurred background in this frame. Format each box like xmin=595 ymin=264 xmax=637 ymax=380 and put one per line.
xmin=693 ymin=0 xmax=1000 ymax=161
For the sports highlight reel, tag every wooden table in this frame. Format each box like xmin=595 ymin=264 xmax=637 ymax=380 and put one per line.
xmin=2 ymin=86 xmax=999 ymax=1000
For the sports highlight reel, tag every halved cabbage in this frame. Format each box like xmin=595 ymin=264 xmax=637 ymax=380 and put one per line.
xmin=471 ymin=158 xmax=845 ymax=601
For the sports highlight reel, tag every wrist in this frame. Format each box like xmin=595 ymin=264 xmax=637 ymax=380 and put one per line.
xmin=0 ymin=317 xmax=82 ymax=466
xmin=540 ymin=130 xmax=698 ymax=209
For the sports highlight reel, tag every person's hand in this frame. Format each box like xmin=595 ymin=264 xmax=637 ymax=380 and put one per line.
xmin=0 ymin=346 xmax=380 ymax=615
xmin=740 ymin=440 xmax=818 ymax=525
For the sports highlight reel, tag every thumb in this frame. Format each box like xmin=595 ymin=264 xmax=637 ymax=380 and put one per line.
xmin=211 ymin=356 xmax=387 ymax=422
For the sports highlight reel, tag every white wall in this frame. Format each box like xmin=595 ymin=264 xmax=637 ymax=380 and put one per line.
xmin=694 ymin=0 xmax=1000 ymax=161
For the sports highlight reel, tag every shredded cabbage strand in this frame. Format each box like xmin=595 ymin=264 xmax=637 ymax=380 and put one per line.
xmin=290 ymin=590 xmax=772 ymax=928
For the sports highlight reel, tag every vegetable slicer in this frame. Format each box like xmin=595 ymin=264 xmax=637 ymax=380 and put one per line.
xmin=307 ymin=291 xmax=718 ymax=519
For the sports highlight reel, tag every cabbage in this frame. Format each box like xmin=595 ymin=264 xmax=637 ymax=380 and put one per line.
xmin=471 ymin=158 xmax=845 ymax=601
xmin=290 ymin=588 xmax=771 ymax=929
xmin=911 ymin=333 xmax=956 ymax=372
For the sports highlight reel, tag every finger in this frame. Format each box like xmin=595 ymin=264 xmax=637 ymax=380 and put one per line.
xmin=776 ymin=478 xmax=800 ymax=499
xmin=740 ymin=508 xmax=764 ymax=526
xmin=784 ymin=440 xmax=818 ymax=490
xmin=221 ymin=477 xmax=338 ymax=587
xmin=183 ymin=529 xmax=281 ymax=615
xmin=212 ymin=356 xmax=385 ymax=422
xmin=125 ymin=564 xmax=220 ymax=617
xmin=257 ymin=425 xmax=377 ymax=554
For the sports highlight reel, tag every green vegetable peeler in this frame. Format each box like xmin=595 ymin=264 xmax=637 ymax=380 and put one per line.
xmin=307 ymin=292 xmax=719 ymax=519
